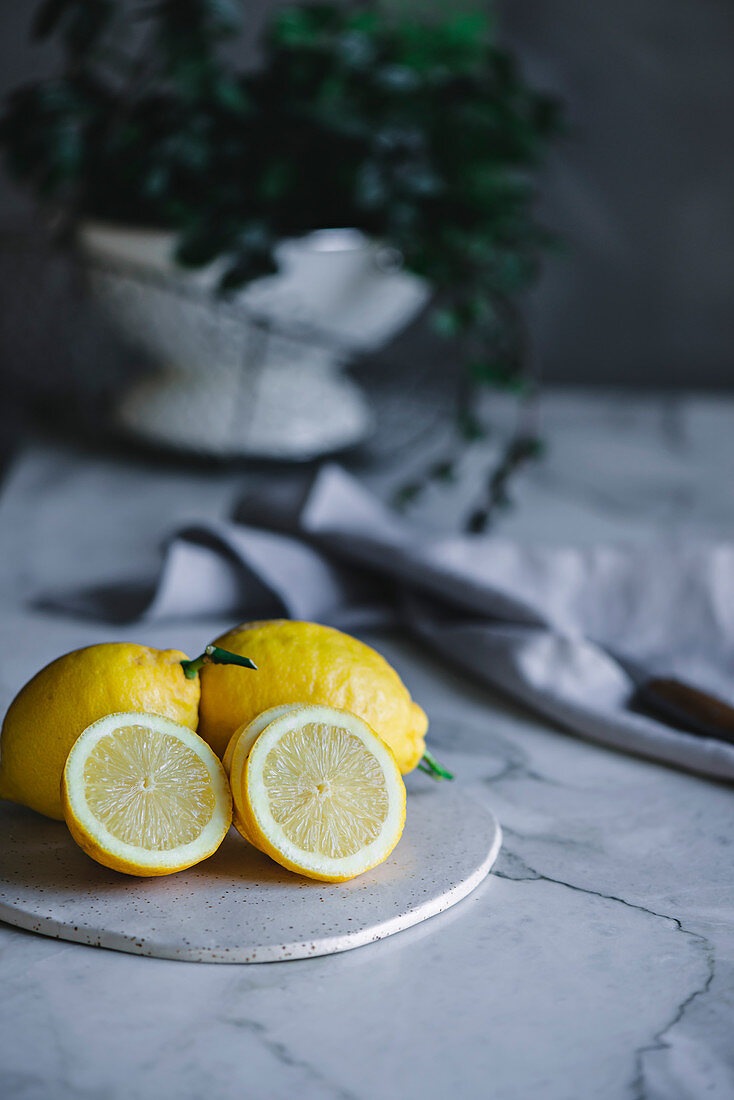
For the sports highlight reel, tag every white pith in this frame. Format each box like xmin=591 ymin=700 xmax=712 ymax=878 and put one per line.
xmin=64 ymin=712 xmax=231 ymax=869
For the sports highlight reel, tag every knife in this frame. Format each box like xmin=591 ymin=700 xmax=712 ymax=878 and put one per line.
xmin=611 ymin=652 xmax=734 ymax=746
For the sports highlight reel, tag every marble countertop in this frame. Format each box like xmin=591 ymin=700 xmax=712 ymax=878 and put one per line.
xmin=0 ymin=391 xmax=732 ymax=1100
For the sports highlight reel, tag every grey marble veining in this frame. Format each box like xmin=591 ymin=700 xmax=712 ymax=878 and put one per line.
xmin=0 ymin=391 xmax=733 ymax=1099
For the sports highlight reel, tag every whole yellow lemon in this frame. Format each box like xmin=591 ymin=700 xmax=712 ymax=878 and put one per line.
xmin=0 ymin=643 xmax=200 ymax=820
xmin=198 ymin=620 xmax=428 ymax=773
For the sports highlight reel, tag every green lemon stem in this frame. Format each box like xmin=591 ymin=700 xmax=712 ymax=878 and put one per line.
xmin=181 ymin=645 xmax=258 ymax=680
xmin=420 ymin=749 xmax=454 ymax=781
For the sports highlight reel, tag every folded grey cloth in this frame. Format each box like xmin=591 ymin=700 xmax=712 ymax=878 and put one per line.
xmin=51 ymin=464 xmax=734 ymax=781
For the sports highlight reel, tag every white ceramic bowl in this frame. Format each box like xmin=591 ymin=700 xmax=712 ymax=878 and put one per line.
xmin=78 ymin=223 xmax=430 ymax=460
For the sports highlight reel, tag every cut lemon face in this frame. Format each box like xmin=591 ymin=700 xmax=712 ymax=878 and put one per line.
xmin=224 ymin=704 xmax=305 ymax=844
xmin=62 ymin=712 xmax=232 ymax=877
xmin=240 ymin=705 xmax=406 ymax=882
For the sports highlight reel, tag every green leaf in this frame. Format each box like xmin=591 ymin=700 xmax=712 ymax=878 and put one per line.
xmin=272 ymin=6 xmax=323 ymax=48
xmin=211 ymin=77 xmax=250 ymax=114
xmin=219 ymin=248 xmax=278 ymax=293
xmin=468 ymin=359 xmax=527 ymax=393
xmin=429 ymin=460 xmax=456 ymax=483
xmin=141 ymin=164 xmax=169 ymax=198
xmin=466 ymin=508 xmax=490 ymax=534
xmin=515 ymin=434 xmax=545 ymax=461
xmin=432 ymin=307 xmax=463 ymax=338
xmin=392 ymin=482 xmax=422 ymax=510
xmin=458 ymin=407 xmax=485 ymax=442
xmin=258 ymin=159 xmax=293 ymax=202
xmin=175 ymin=224 xmax=228 ymax=267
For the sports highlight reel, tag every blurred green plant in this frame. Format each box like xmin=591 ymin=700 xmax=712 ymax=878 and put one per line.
xmin=1 ymin=0 xmax=562 ymax=529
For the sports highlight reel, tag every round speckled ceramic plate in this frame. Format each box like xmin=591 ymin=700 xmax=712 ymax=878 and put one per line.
xmin=0 ymin=786 xmax=501 ymax=963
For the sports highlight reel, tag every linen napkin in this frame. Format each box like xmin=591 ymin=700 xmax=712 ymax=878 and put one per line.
xmin=52 ymin=464 xmax=734 ymax=781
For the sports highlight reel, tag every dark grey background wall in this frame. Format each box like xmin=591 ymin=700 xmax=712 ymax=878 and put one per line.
xmin=501 ymin=0 xmax=734 ymax=389
xmin=0 ymin=0 xmax=732 ymax=401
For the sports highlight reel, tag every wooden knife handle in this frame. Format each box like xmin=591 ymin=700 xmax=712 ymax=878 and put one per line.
xmin=633 ymin=677 xmax=734 ymax=746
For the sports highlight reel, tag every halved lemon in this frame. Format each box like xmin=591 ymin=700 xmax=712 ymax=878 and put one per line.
xmin=239 ymin=705 xmax=406 ymax=882
xmin=62 ymin=712 xmax=232 ymax=877
xmin=223 ymin=704 xmax=304 ymax=844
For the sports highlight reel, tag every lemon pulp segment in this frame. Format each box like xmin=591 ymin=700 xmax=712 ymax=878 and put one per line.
xmin=83 ymin=724 xmax=216 ymax=850
xmin=263 ymin=721 xmax=389 ymax=859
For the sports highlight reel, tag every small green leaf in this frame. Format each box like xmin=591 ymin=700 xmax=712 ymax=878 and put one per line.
xmin=212 ymin=77 xmax=250 ymax=115
xmin=469 ymin=359 xmax=528 ymax=393
xmin=218 ymin=247 xmax=278 ymax=293
xmin=467 ymin=508 xmax=489 ymax=533
xmin=429 ymin=460 xmax=456 ymax=483
xmin=432 ymin=308 xmax=463 ymax=338
xmin=175 ymin=226 xmax=227 ymax=267
xmin=393 ymin=483 xmax=422 ymax=510
xmin=458 ymin=409 xmax=485 ymax=442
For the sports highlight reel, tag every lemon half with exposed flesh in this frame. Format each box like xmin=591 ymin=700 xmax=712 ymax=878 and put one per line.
xmin=236 ymin=705 xmax=406 ymax=882
xmin=223 ymin=704 xmax=303 ymax=844
xmin=62 ymin=712 xmax=232 ymax=877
